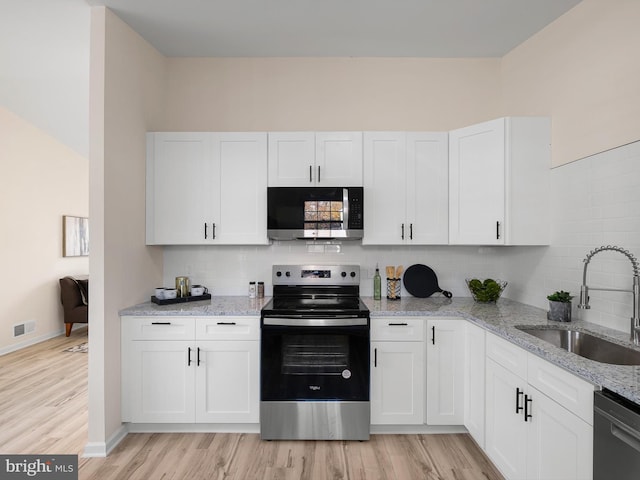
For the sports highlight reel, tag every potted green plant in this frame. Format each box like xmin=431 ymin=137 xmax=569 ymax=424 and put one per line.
xmin=547 ymin=290 xmax=573 ymax=322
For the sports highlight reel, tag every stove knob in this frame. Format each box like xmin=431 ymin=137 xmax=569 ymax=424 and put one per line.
xmin=341 ymin=272 xmax=347 ymax=278
xmin=350 ymin=271 xmax=356 ymax=278
xmin=276 ymin=271 xmax=282 ymax=277
xmin=285 ymin=271 xmax=291 ymax=277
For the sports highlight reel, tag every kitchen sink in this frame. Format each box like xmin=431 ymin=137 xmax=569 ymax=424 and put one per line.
xmin=516 ymin=327 xmax=640 ymax=365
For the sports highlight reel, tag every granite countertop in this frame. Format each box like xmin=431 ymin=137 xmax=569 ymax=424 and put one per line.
xmin=120 ymin=295 xmax=640 ymax=405
xmin=119 ymin=296 xmax=271 ymax=317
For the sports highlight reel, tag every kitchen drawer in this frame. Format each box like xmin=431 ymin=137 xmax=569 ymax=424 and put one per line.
xmin=527 ymin=353 xmax=595 ymax=425
xmin=371 ymin=317 xmax=425 ymax=341
xmin=486 ymin=332 xmax=527 ymax=380
xmin=195 ymin=316 xmax=260 ymax=341
xmin=124 ymin=317 xmax=196 ymax=341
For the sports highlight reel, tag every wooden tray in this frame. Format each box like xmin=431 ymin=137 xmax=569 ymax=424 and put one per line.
xmin=151 ymin=293 xmax=211 ymax=305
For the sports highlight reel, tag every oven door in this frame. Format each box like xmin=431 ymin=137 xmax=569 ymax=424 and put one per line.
xmin=261 ymin=317 xmax=369 ymax=402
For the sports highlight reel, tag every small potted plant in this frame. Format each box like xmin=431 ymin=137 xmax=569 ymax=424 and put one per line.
xmin=547 ymin=290 xmax=573 ymax=322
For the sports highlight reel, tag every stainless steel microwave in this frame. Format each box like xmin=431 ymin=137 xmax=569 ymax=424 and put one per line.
xmin=267 ymin=187 xmax=364 ymax=240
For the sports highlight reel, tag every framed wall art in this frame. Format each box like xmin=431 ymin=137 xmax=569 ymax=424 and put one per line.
xmin=63 ymin=215 xmax=89 ymax=257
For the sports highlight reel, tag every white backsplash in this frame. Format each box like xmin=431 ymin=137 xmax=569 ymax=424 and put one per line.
xmin=163 ymin=140 xmax=640 ymax=335
xmin=163 ymin=243 xmax=506 ymax=299
xmin=503 ymin=140 xmax=640 ymax=333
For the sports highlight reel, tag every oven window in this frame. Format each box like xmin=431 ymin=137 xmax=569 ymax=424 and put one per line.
xmin=282 ymin=334 xmax=348 ymax=375
xmin=261 ymin=325 xmax=369 ymax=402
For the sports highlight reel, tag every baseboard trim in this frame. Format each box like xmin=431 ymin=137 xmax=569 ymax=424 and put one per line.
xmin=0 ymin=329 xmax=65 ymax=356
xmin=82 ymin=424 xmax=128 ymax=458
xmin=126 ymin=423 xmax=260 ymax=434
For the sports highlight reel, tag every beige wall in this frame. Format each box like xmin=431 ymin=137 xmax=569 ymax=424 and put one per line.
xmin=501 ymin=0 xmax=640 ymax=166
xmin=0 ymin=106 xmax=88 ymax=354
xmin=163 ymin=57 xmax=502 ymax=132
xmin=87 ymin=7 xmax=165 ymax=454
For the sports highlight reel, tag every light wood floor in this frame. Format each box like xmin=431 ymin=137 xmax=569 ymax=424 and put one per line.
xmin=0 ymin=331 xmax=504 ymax=480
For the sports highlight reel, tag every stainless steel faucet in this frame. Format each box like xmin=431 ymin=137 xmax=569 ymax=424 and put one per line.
xmin=577 ymin=245 xmax=640 ymax=345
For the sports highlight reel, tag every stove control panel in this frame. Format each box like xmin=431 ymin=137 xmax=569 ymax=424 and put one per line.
xmin=272 ymin=265 xmax=360 ymax=286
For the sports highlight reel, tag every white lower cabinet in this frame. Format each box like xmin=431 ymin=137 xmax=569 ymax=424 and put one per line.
xmin=195 ymin=340 xmax=260 ymax=423
xmin=129 ymin=340 xmax=196 ymax=423
xmin=370 ymin=317 xmax=425 ymax=425
xmin=464 ymin=321 xmax=486 ymax=447
xmin=485 ymin=333 xmax=595 ymax=480
xmin=122 ymin=316 xmax=260 ymax=424
xmin=426 ymin=318 xmax=465 ymax=425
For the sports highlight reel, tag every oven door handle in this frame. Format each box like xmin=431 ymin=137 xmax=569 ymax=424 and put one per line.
xmin=262 ymin=317 xmax=368 ymax=327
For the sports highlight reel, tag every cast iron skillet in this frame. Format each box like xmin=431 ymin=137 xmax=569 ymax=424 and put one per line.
xmin=403 ymin=264 xmax=453 ymax=298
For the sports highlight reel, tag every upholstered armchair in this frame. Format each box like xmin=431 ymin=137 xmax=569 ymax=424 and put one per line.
xmin=59 ymin=276 xmax=88 ymax=336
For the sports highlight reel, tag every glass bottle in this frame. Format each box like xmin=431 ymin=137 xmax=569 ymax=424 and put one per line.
xmin=373 ymin=265 xmax=382 ymax=300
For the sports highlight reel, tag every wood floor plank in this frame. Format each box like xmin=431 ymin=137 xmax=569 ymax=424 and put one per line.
xmin=1 ymin=331 xmax=504 ymax=480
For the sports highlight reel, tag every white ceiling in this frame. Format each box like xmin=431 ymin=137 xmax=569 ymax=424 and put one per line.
xmin=86 ymin=0 xmax=582 ymax=57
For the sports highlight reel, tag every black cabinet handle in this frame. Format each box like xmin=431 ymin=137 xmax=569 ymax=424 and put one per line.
xmin=309 ymin=165 xmax=313 ymax=183
xmin=204 ymin=222 xmax=208 ymax=239
xmin=431 ymin=325 xmax=435 ymax=345
xmin=188 ymin=347 xmax=192 ymax=366
xmin=516 ymin=387 xmax=524 ymax=414
xmin=374 ymin=348 xmax=377 ymax=367
xmin=496 ymin=221 xmax=501 ymax=240
xmin=318 ymin=165 xmax=321 ymax=183
xmin=217 ymin=322 xmax=237 ymax=325
xmin=401 ymin=223 xmax=405 ymax=240
xmin=212 ymin=223 xmax=216 ymax=239
xmin=151 ymin=322 xmax=171 ymax=325
xmin=410 ymin=223 xmax=413 ymax=240
xmin=197 ymin=347 xmax=201 ymax=366
xmin=524 ymin=394 xmax=533 ymax=421
xmin=388 ymin=322 xmax=408 ymax=326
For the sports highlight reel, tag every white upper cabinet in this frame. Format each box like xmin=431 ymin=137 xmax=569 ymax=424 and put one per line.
xmin=363 ymin=132 xmax=448 ymax=245
xmin=147 ymin=132 xmax=216 ymax=245
xmin=214 ymin=133 xmax=268 ymax=244
xmin=268 ymin=132 xmax=363 ymax=186
xmin=146 ymin=132 xmax=268 ymax=245
xmin=448 ymin=117 xmax=550 ymax=245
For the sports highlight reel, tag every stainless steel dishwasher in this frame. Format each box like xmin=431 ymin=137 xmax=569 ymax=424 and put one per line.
xmin=594 ymin=389 xmax=640 ymax=479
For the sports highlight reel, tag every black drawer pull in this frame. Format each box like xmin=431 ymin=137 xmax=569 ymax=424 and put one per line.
xmin=388 ymin=322 xmax=408 ymax=326
xmin=151 ymin=322 xmax=171 ymax=325
xmin=516 ymin=387 xmax=524 ymax=413
xmin=524 ymin=394 xmax=533 ymax=421
xmin=187 ymin=347 xmax=192 ymax=366
xmin=431 ymin=325 xmax=435 ymax=345
xmin=217 ymin=322 xmax=237 ymax=325
xmin=374 ymin=348 xmax=377 ymax=367
xmin=197 ymin=347 xmax=201 ymax=366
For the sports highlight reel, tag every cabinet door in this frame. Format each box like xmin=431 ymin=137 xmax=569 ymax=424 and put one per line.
xmin=406 ymin=132 xmax=448 ymax=244
xmin=449 ymin=118 xmax=505 ymax=245
xmin=464 ymin=322 xmax=486 ymax=448
xmin=215 ymin=133 xmax=268 ymax=244
xmin=526 ymin=388 xmax=593 ymax=480
xmin=315 ymin=132 xmax=363 ymax=186
xmin=362 ymin=132 xmax=407 ymax=245
xmin=426 ymin=319 xmax=464 ymax=425
xmin=485 ymin=358 xmax=527 ymax=480
xmin=370 ymin=340 xmax=424 ymax=425
xmin=195 ymin=340 xmax=260 ymax=423
xmin=267 ymin=132 xmax=315 ymax=186
xmin=146 ymin=133 xmax=216 ymax=244
xmin=129 ymin=341 xmax=195 ymax=423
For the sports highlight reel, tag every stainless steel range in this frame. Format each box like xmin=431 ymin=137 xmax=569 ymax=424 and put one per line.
xmin=260 ymin=264 xmax=370 ymax=441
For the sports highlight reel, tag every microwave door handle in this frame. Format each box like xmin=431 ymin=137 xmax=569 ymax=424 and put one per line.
xmin=342 ymin=188 xmax=349 ymax=229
